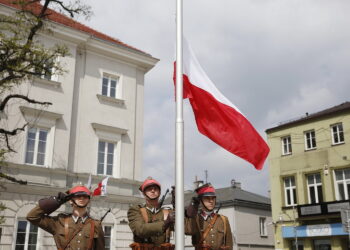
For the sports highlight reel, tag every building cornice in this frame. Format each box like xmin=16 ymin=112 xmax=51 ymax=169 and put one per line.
xmin=220 ymin=199 xmax=272 ymax=211
xmin=0 ymin=2 xmax=159 ymax=73
xmin=2 ymin=161 xmax=143 ymax=190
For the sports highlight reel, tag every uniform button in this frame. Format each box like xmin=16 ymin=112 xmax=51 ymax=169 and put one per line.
xmin=79 ymin=233 xmax=82 ymax=236
xmin=210 ymin=228 xmax=213 ymax=231
xmin=77 ymin=240 xmax=80 ymax=243
xmin=211 ymin=234 xmax=214 ymax=237
xmin=211 ymin=241 xmax=214 ymax=243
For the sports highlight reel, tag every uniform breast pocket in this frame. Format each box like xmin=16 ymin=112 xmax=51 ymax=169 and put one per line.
xmin=84 ymin=229 xmax=99 ymax=239
xmin=216 ymin=229 xmax=225 ymax=240
xmin=217 ymin=228 xmax=226 ymax=244
xmin=55 ymin=229 xmax=68 ymax=246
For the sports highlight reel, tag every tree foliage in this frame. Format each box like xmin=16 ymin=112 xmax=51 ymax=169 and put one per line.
xmin=0 ymin=0 xmax=91 ymax=190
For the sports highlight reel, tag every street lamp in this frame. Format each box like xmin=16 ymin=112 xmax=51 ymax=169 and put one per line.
xmin=279 ymin=205 xmax=298 ymax=250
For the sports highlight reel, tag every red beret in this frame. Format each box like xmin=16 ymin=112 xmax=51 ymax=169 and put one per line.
xmin=139 ymin=177 xmax=161 ymax=192
xmin=195 ymin=183 xmax=216 ymax=197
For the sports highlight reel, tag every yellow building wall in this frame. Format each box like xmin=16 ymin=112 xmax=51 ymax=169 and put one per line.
xmin=267 ymin=110 xmax=350 ymax=249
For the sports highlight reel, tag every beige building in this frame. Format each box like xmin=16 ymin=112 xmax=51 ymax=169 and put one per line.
xmin=0 ymin=1 xmax=158 ymax=249
xmin=266 ymin=102 xmax=350 ymax=250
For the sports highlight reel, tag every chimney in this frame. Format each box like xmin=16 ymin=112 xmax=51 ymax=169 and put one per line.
xmin=231 ymin=179 xmax=241 ymax=189
xmin=193 ymin=176 xmax=204 ymax=189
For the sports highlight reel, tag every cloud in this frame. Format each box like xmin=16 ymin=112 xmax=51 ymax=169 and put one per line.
xmin=85 ymin=0 xmax=350 ymax=196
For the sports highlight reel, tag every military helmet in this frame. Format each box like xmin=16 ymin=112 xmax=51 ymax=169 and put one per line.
xmin=195 ymin=183 xmax=216 ymax=198
xmin=68 ymin=185 xmax=91 ymax=197
xmin=139 ymin=177 xmax=161 ymax=192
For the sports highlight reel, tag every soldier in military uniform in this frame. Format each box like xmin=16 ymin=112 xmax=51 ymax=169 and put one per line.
xmin=185 ymin=183 xmax=233 ymax=250
xmin=128 ymin=177 xmax=175 ymax=249
xmin=27 ymin=185 xmax=105 ymax=250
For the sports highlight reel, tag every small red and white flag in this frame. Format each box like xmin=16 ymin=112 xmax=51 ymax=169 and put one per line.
xmin=173 ymin=40 xmax=270 ymax=170
xmin=93 ymin=176 xmax=110 ymax=196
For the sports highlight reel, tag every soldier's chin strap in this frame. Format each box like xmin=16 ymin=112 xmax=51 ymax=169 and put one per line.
xmin=200 ymin=199 xmax=215 ymax=212
xmin=144 ymin=192 xmax=160 ymax=201
xmin=71 ymin=197 xmax=90 ymax=208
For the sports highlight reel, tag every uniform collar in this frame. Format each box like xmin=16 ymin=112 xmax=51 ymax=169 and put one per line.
xmin=71 ymin=214 xmax=89 ymax=224
xmin=200 ymin=210 xmax=215 ymax=221
xmin=145 ymin=204 xmax=160 ymax=214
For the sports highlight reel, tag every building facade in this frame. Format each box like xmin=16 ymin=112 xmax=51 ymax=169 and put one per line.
xmin=0 ymin=1 xmax=158 ymax=249
xmin=173 ymin=180 xmax=274 ymax=250
xmin=266 ymin=102 xmax=350 ymax=250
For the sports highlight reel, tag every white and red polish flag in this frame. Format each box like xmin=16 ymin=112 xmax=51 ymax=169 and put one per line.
xmin=93 ymin=176 xmax=110 ymax=196
xmin=173 ymin=40 xmax=269 ymax=170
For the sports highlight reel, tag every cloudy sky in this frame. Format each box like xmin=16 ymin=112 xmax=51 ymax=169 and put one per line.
xmin=83 ymin=0 xmax=350 ymax=196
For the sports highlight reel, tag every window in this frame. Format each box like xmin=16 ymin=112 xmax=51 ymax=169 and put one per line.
xmin=15 ymin=220 xmax=38 ymax=250
xmin=25 ymin=127 xmax=48 ymax=166
xmin=304 ymin=130 xmax=316 ymax=150
xmin=284 ymin=176 xmax=297 ymax=206
xmin=104 ymin=225 xmax=112 ymax=249
xmin=331 ymin=123 xmax=344 ymax=145
xmin=97 ymin=141 xmax=115 ymax=176
xmin=307 ymin=173 xmax=323 ymax=204
xmin=291 ymin=240 xmax=304 ymax=250
xmin=42 ymin=60 xmax=54 ymax=81
xmin=282 ymin=136 xmax=292 ymax=155
xmin=92 ymin=123 xmax=125 ymax=178
xmin=259 ymin=217 xmax=267 ymax=237
xmin=102 ymin=75 xmax=119 ymax=98
xmin=334 ymin=168 xmax=350 ymax=200
xmin=35 ymin=58 xmax=57 ymax=81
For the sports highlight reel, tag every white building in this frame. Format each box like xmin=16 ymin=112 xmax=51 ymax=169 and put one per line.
xmin=0 ymin=1 xmax=158 ymax=249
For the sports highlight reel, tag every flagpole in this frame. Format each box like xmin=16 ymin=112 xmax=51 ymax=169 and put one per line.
xmin=175 ymin=0 xmax=184 ymax=249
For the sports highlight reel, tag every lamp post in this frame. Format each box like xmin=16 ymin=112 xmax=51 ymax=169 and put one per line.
xmin=279 ymin=205 xmax=298 ymax=250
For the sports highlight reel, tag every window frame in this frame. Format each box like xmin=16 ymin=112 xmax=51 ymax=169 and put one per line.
xmin=306 ymin=173 xmax=323 ymax=204
xmin=35 ymin=57 xmax=59 ymax=82
xmin=281 ymin=136 xmax=292 ymax=155
xmin=283 ymin=176 xmax=297 ymax=206
xmin=304 ymin=130 xmax=316 ymax=150
xmin=97 ymin=140 xmax=116 ymax=176
xmin=103 ymin=224 xmax=113 ymax=250
xmin=24 ymin=127 xmax=49 ymax=166
xmin=92 ymin=123 xmax=125 ymax=178
xmin=331 ymin=123 xmax=345 ymax=145
xmin=101 ymin=73 xmax=121 ymax=99
xmin=259 ymin=217 xmax=268 ymax=237
xmin=20 ymin=106 xmax=62 ymax=168
xmin=14 ymin=220 xmax=39 ymax=250
xmin=334 ymin=168 xmax=350 ymax=201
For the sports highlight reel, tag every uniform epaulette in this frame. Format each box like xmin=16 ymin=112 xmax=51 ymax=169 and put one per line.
xmin=58 ymin=212 xmax=71 ymax=218
xmin=138 ymin=203 xmax=146 ymax=208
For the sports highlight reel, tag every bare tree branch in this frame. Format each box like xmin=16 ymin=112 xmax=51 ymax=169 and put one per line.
xmin=0 ymin=94 xmax=52 ymax=111
xmin=0 ymin=123 xmax=28 ymax=152
xmin=0 ymin=172 xmax=27 ymax=185
xmin=5 ymin=134 xmax=15 ymax=152
xmin=0 ymin=123 xmax=27 ymax=136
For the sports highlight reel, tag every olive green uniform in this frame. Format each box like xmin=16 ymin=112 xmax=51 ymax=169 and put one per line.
xmin=185 ymin=211 xmax=233 ymax=250
xmin=128 ymin=204 xmax=171 ymax=246
xmin=27 ymin=205 xmax=105 ymax=250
